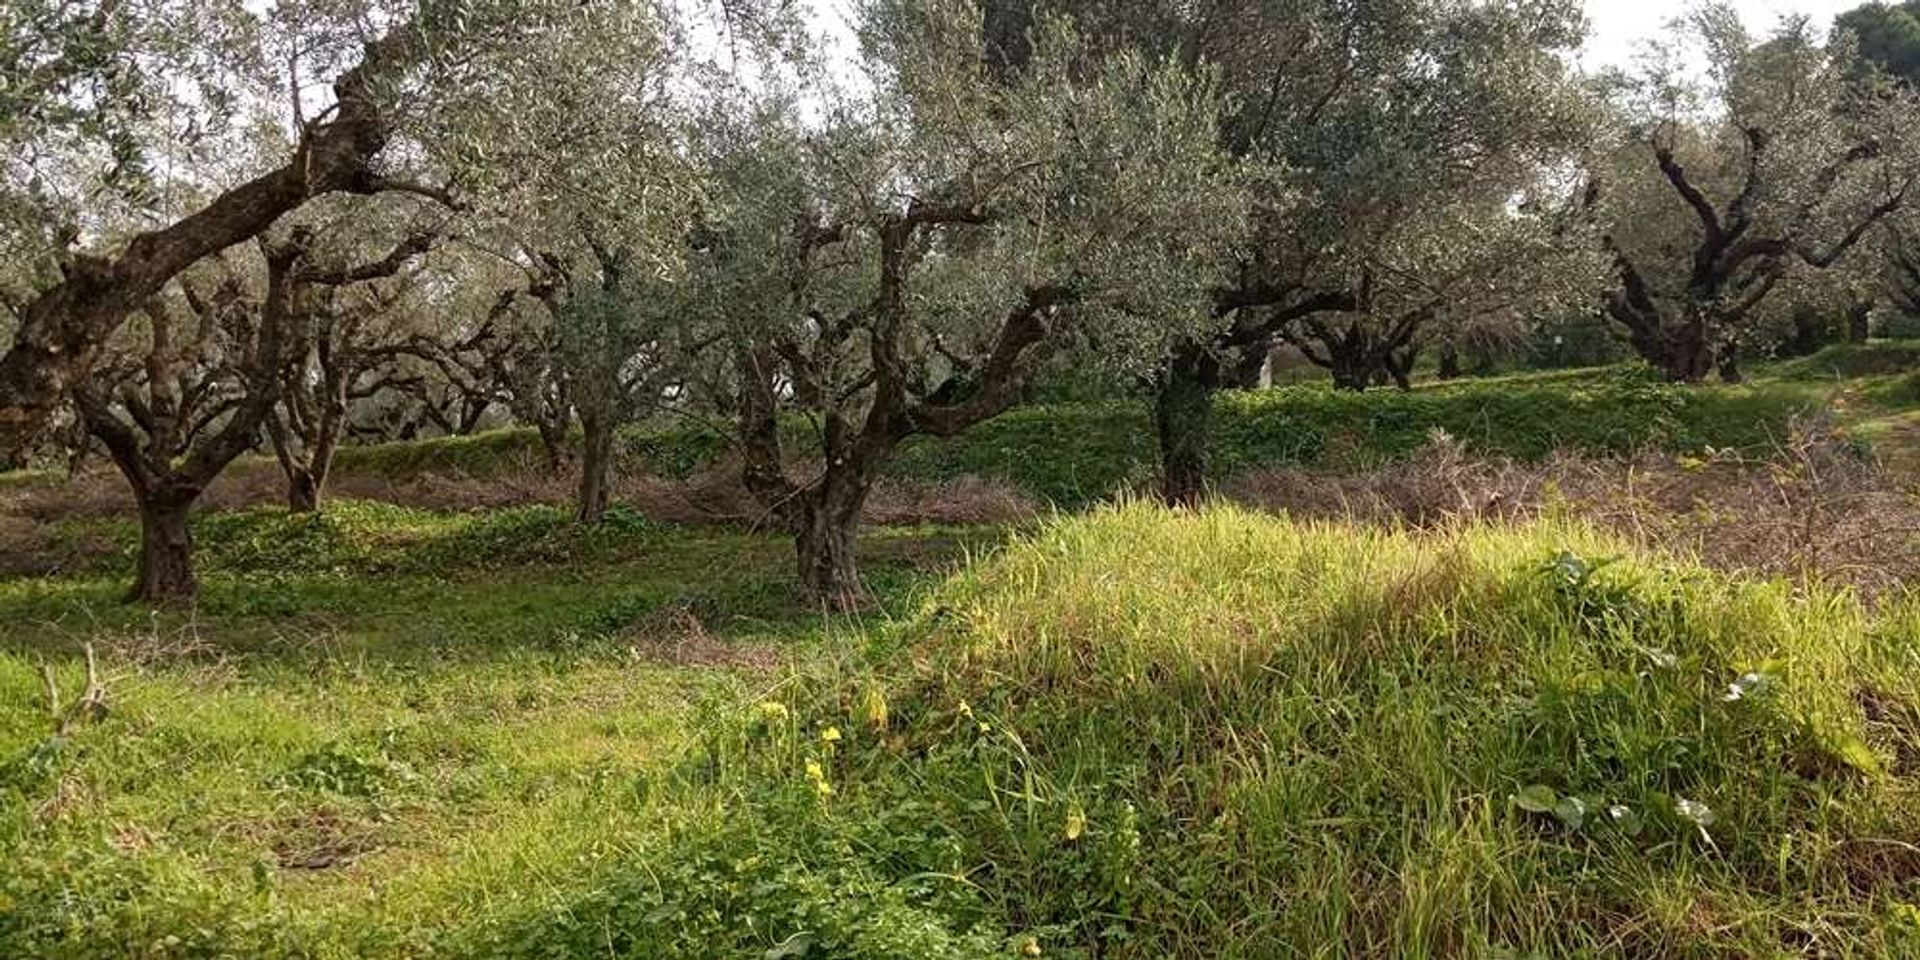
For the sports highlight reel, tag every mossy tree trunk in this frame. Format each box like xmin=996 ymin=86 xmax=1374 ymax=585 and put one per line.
xmin=575 ymin=407 xmax=614 ymax=524
xmin=1155 ymin=346 xmax=1218 ymax=507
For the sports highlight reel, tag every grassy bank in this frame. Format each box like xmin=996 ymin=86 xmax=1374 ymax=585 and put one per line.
xmin=5 ymin=504 xmax=1919 ymax=957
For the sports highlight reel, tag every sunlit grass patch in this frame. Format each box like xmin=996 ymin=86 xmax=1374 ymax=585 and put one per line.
xmin=645 ymin=504 xmax=1920 ymax=958
xmin=5 ymin=504 xmax=1918 ymax=957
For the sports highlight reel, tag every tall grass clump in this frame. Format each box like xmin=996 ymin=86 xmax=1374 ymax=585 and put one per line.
xmin=560 ymin=504 xmax=1920 ymax=959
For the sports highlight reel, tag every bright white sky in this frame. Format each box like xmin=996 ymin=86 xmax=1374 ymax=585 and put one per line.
xmin=793 ymin=1 xmax=1874 ymax=79
xmin=1580 ymin=0 xmax=1865 ymax=69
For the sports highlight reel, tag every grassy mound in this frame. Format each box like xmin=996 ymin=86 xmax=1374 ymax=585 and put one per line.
xmin=521 ymin=505 xmax=1920 ymax=958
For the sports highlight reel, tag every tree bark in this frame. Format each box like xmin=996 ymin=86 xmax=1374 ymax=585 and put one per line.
xmin=1330 ymin=363 xmax=1371 ymax=391
xmin=1715 ymin=343 xmax=1743 ymax=384
xmin=535 ymin=417 xmax=571 ymax=475
xmin=794 ymin=478 xmax=871 ymax=609
xmin=0 ymin=22 xmax=428 ymax=447
xmin=1642 ymin=319 xmax=1716 ymax=383
xmin=1155 ymin=348 xmax=1216 ymax=507
xmin=1847 ymin=301 xmax=1872 ymax=343
xmin=133 ymin=495 xmax=197 ymax=604
xmin=286 ymin=467 xmax=320 ymax=512
xmin=575 ymin=409 xmax=613 ymax=523
xmin=1225 ymin=339 xmax=1270 ymax=389
xmin=1384 ymin=347 xmax=1416 ymax=391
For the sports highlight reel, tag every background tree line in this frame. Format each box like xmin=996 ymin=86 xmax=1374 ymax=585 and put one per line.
xmin=3 ymin=0 xmax=1919 ymax=607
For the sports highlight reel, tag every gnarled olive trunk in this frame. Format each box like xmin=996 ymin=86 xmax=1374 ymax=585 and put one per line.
xmin=1330 ymin=361 xmax=1372 ymax=391
xmin=535 ymin=417 xmax=572 ymax=476
xmin=1847 ymin=301 xmax=1872 ymax=343
xmin=1715 ymin=343 xmax=1743 ymax=384
xmin=133 ymin=493 xmax=197 ymax=604
xmin=267 ymin=415 xmax=339 ymax=514
xmin=1383 ymin=347 xmax=1416 ymax=391
xmin=1155 ymin=349 xmax=1216 ymax=507
xmin=794 ymin=475 xmax=872 ymax=609
xmin=575 ymin=409 xmax=613 ymax=524
xmin=286 ymin=468 xmax=321 ymax=512
xmin=1634 ymin=318 xmax=1716 ymax=383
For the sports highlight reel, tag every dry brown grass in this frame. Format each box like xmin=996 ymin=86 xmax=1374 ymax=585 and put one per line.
xmin=0 ymin=449 xmax=1037 ymax=528
xmin=1220 ymin=419 xmax=1920 ymax=597
xmin=6 ymin=420 xmax=1909 ymax=596
xmin=620 ymin=600 xmax=782 ymax=671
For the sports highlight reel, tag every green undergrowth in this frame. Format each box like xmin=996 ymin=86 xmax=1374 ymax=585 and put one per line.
xmin=512 ymin=505 xmax=1920 ymax=959
xmin=1772 ymin=340 xmax=1920 ymax=382
xmin=6 ymin=506 xmax=1920 ymax=957
xmin=317 ymin=366 xmax=1833 ymax=508
xmin=1 ymin=518 xmax=983 ymax=958
xmin=47 ymin=501 xmax=670 ymax=580
xmin=0 ymin=501 xmax=989 ymax=655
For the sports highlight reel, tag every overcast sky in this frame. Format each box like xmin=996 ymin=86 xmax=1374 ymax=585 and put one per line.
xmin=1581 ymin=0 xmax=1866 ymax=68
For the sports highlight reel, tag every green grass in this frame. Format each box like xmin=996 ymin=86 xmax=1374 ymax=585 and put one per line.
xmin=5 ymin=503 xmax=1919 ymax=957
xmin=4 ymin=351 xmax=1917 ymax=957
xmin=1 ymin=504 xmax=992 ymax=958
xmin=310 ymin=365 xmax=1845 ymax=509
xmin=1772 ymin=340 xmax=1920 ymax=382
xmin=12 ymin=353 xmax=1913 ymax=509
xmin=2 ymin=500 xmax=989 ymax=652
xmin=610 ymin=504 xmax=1920 ymax=958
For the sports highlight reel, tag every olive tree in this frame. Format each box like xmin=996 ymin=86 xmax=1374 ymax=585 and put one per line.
xmin=685 ymin=0 xmax=1244 ymax=606
xmin=265 ymin=198 xmax=445 ymax=512
xmin=426 ymin=0 xmax=718 ymax=522
xmin=76 ymin=221 xmax=433 ymax=602
xmin=1274 ymin=190 xmax=1605 ymax=392
xmin=0 ymin=0 xmax=661 ymax=451
xmin=1590 ymin=7 xmax=1920 ymax=382
xmin=1 ymin=2 xmax=437 ymax=447
xmin=981 ymin=0 xmax=1597 ymax=502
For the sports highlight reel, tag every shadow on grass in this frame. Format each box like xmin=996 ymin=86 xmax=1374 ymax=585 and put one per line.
xmin=1 ymin=504 xmax=1012 ymax=668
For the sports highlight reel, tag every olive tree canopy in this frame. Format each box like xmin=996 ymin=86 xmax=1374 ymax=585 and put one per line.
xmin=680 ymin=0 xmax=1248 ymax=605
xmin=1590 ymin=6 xmax=1920 ymax=381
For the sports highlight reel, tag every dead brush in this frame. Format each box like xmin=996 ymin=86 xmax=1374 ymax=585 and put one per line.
xmin=2 ymin=443 xmax=1035 ymax=531
xmin=620 ymin=598 xmax=780 ymax=670
xmin=1219 ymin=428 xmax=1552 ymax=527
xmin=1222 ymin=416 xmax=1920 ymax=597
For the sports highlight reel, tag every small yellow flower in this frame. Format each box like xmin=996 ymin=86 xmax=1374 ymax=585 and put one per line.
xmin=757 ymin=701 xmax=790 ymax=723
xmin=821 ymin=726 xmax=843 ymax=744
xmin=859 ymin=686 xmax=890 ymax=731
xmin=1063 ymin=803 xmax=1086 ymax=842
xmin=804 ymin=759 xmax=833 ymax=798
xmin=1021 ymin=936 xmax=1043 ymax=956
